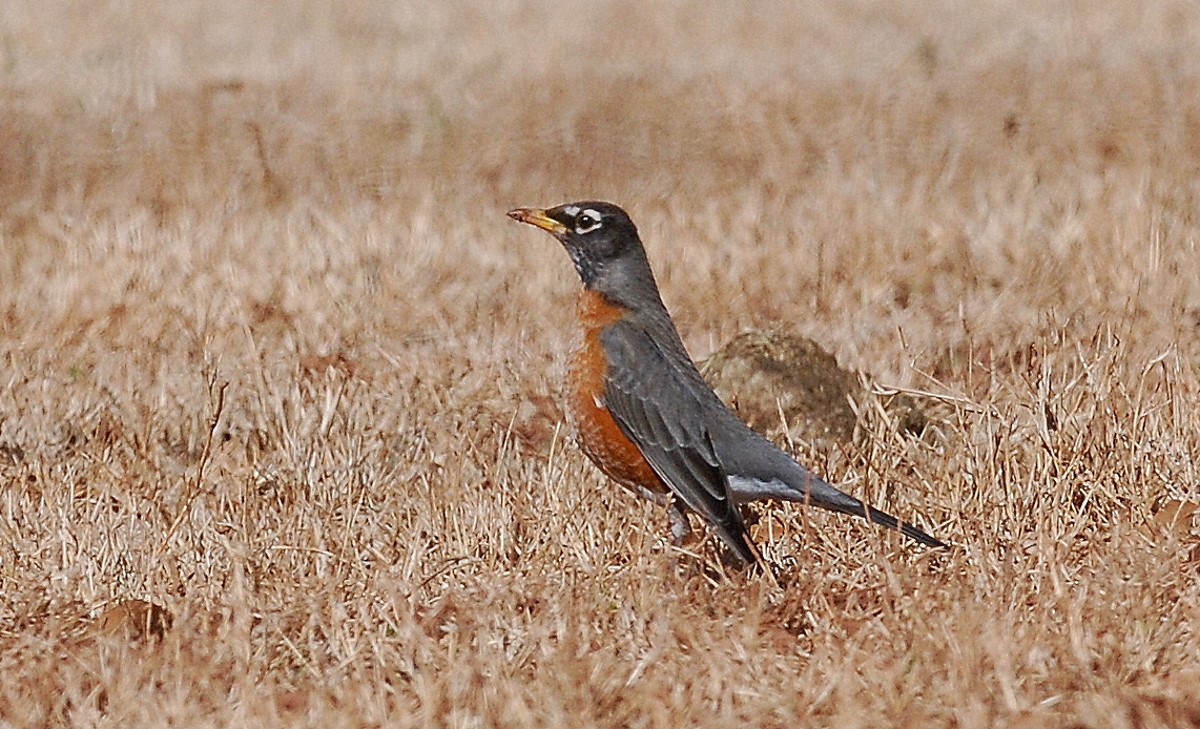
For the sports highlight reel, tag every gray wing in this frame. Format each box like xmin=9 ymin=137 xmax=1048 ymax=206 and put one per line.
xmin=599 ymin=318 xmax=758 ymax=565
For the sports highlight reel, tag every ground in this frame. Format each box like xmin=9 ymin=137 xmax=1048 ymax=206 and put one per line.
xmin=1 ymin=1 xmax=1199 ymax=727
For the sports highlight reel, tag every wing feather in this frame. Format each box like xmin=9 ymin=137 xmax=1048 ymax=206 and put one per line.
xmin=600 ymin=318 xmax=757 ymax=563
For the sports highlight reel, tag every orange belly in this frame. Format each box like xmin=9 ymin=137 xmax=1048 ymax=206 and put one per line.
xmin=567 ymin=290 xmax=669 ymax=501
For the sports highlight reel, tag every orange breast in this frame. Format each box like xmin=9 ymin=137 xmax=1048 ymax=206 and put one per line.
xmin=567 ymin=289 xmax=669 ymax=499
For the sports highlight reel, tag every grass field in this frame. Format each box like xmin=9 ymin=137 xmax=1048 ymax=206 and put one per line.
xmin=2 ymin=1 xmax=1200 ymax=726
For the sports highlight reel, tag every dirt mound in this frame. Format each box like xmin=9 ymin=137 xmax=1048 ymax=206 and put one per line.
xmin=701 ymin=328 xmax=928 ymax=446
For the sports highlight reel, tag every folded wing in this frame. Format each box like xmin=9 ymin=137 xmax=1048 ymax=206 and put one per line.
xmin=600 ymin=318 xmax=758 ymax=565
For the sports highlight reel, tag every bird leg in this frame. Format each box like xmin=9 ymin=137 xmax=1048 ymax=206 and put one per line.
xmin=667 ymin=500 xmax=693 ymax=545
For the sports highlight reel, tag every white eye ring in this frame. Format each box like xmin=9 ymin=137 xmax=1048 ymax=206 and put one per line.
xmin=574 ymin=210 xmax=603 ymax=235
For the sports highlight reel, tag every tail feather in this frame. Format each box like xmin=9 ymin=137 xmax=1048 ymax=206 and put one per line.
xmin=728 ymin=471 xmax=946 ymax=548
xmin=802 ymin=476 xmax=947 ymax=548
xmin=858 ymin=503 xmax=946 ymax=548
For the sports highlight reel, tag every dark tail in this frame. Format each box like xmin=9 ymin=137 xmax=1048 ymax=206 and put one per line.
xmin=857 ymin=503 xmax=946 ymax=548
xmin=781 ymin=470 xmax=947 ymax=548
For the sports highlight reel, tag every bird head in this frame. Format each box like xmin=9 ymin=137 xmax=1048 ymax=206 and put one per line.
xmin=507 ymin=201 xmax=660 ymax=307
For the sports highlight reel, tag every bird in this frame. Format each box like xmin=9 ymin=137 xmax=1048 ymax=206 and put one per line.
xmin=507 ymin=201 xmax=945 ymax=565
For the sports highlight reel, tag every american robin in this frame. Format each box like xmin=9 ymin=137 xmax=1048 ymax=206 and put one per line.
xmin=508 ymin=201 xmax=945 ymax=565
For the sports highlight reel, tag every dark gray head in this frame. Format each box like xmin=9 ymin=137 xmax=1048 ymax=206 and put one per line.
xmin=507 ymin=201 xmax=663 ymax=309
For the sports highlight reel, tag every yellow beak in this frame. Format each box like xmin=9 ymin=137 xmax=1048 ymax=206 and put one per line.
xmin=507 ymin=207 xmax=568 ymax=235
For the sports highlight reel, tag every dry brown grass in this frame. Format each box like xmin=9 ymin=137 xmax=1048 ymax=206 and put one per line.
xmin=2 ymin=0 xmax=1200 ymax=726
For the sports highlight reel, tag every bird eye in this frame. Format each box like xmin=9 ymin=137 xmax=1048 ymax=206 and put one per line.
xmin=574 ymin=211 xmax=603 ymax=235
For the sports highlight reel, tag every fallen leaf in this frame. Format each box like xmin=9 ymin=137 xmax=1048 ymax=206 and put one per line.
xmin=88 ymin=599 xmax=174 ymax=642
xmin=1152 ymin=500 xmax=1199 ymax=538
